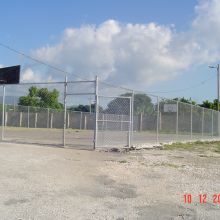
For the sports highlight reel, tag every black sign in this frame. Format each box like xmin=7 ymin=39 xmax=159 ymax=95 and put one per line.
xmin=0 ymin=65 xmax=20 ymax=84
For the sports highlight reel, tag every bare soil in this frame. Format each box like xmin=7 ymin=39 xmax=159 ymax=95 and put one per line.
xmin=0 ymin=142 xmax=220 ymax=219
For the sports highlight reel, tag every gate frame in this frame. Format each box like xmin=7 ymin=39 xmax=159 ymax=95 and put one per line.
xmin=96 ymin=94 xmax=132 ymax=148
xmin=64 ymin=77 xmax=96 ymax=148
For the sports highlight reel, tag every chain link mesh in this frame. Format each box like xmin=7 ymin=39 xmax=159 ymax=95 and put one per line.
xmin=0 ymin=78 xmax=219 ymax=148
xmin=97 ymin=95 xmax=131 ymax=148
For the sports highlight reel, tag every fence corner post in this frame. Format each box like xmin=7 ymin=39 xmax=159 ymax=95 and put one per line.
xmin=156 ymin=96 xmax=160 ymax=144
xmin=131 ymin=90 xmax=134 ymax=147
xmin=176 ymin=101 xmax=179 ymax=140
xmin=63 ymin=75 xmax=67 ymax=147
xmin=94 ymin=75 xmax=99 ymax=150
xmin=1 ymin=85 xmax=5 ymax=140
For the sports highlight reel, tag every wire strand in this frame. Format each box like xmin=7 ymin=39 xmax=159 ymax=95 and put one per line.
xmin=0 ymin=42 xmax=215 ymax=96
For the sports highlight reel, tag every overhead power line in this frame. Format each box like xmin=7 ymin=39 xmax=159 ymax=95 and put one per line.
xmin=146 ymin=75 xmax=215 ymax=94
xmin=0 ymin=42 xmax=89 ymax=81
xmin=0 ymin=42 xmax=215 ymax=95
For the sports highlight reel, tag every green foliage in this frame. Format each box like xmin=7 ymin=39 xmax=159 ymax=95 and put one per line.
xmin=68 ymin=104 xmax=103 ymax=112
xmin=133 ymin=93 xmax=154 ymax=115
xmin=199 ymin=100 xmax=214 ymax=109
xmin=105 ymin=93 xmax=154 ymax=115
xmin=69 ymin=104 xmax=94 ymax=112
xmin=18 ymin=86 xmax=63 ymax=109
xmin=174 ymin=97 xmax=196 ymax=105
xmin=199 ymin=99 xmax=220 ymax=111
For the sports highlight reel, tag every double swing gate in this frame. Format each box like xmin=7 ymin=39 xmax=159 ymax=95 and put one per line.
xmin=64 ymin=76 xmax=133 ymax=149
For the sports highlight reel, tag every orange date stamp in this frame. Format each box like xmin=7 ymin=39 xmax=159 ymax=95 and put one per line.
xmin=184 ymin=194 xmax=220 ymax=204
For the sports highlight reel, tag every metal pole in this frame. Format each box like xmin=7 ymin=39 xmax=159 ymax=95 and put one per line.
xmin=202 ymin=108 xmax=204 ymax=137
xmin=131 ymin=91 xmax=134 ymax=146
xmin=120 ymin=115 xmax=123 ymax=131
xmin=212 ymin=109 xmax=214 ymax=137
xmin=94 ymin=75 xmax=98 ymax=150
xmin=218 ymin=64 xmax=220 ymax=136
xmin=217 ymin=64 xmax=219 ymax=112
xmin=209 ymin=64 xmax=220 ymax=136
xmin=47 ymin=108 xmax=49 ymax=128
xmin=128 ymin=97 xmax=132 ymax=148
xmin=13 ymin=96 xmax=15 ymax=112
xmin=176 ymin=101 xmax=179 ymax=140
xmin=156 ymin=96 xmax=160 ymax=144
xmin=63 ymin=76 xmax=67 ymax=147
xmin=80 ymin=112 xmax=82 ymax=130
xmin=27 ymin=106 xmax=30 ymax=128
xmin=190 ymin=104 xmax=193 ymax=140
xmin=1 ymin=85 xmax=5 ymax=140
xmin=89 ymin=97 xmax=92 ymax=114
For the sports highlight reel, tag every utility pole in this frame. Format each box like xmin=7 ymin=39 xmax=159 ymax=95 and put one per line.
xmin=209 ymin=64 xmax=220 ymax=111
xmin=209 ymin=64 xmax=220 ymax=137
xmin=217 ymin=64 xmax=219 ymax=112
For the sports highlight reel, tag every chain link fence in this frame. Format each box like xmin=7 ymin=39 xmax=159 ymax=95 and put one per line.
xmin=97 ymin=95 xmax=131 ymax=148
xmin=0 ymin=76 xmax=219 ymax=149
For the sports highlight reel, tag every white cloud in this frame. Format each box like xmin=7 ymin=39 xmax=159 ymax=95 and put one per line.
xmin=21 ymin=67 xmax=53 ymax=82
xmin=21 ymin=68 xmax=36 ymax=81
xmin=31 ymin=0 xmax=220 ymax=88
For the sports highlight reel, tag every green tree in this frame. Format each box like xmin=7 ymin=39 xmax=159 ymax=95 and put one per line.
xmin=69 ymin=104 xmax=103 ymax=112
xmin=199 ymin=100 xmax=214 ymax=109
xmin=69 ymin=104 xmax=93 ymax=112
xmin=174 ymin=97 xmax=196 ymax=105
xmin=105 ymin=93 xmax=154 ymax=115
xmin=212 ymin=99 xmax=220 ymax=111
xmin=18 ymin=86 xmax=63 ymax=109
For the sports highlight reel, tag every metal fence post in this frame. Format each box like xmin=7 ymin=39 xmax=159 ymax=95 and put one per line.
xmin=190 ymin=104 xmax=193 ymax=140
xmin=128 ymin=97 xmax=132 ymax=148
xmin=120 ymin=115 xmax=123 ymax=131
xmin=94 ymin=75 xmax=99 ymax=150
xmin=212 ymin=109 xmax=214 ymax=137
xmin=63 ymin=76 xmax=67 ymax=147
xmin=139 ymin=113 xmax=143 ymax=132
xmin=47 ymin=108 xmax=50 ymax=128
xmin=80 ymin=112 xmax=82 ymax=130
xmin=27 ymin=106 xmax=30 ymax=128
xmin=176 ymin=101 xmax=179 ymax=140
xmin=50 ymin=113 xmax=53 ymax=128
xmin=1 ymin=85 xmax=5 ymax=140
xmin=5 ymin=112 xmax=7 ymax=126
xmin=202 ymin=108 xmax=204 ymax=137
xmin=131 ymin=90 xmax=134 ymax=146
xmin=218 ymin=110 xmax=220 ymax=138
xmin=35 ymin=113 xmax=38 ymax=128
xmin=156 ymin=96 xmax=160 ymax=144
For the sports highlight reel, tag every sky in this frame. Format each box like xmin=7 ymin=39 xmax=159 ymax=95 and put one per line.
xmin=0 ymin=0 xmax=220 ymax=104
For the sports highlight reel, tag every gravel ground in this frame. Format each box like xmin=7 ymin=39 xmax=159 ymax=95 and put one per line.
xmin=0 ymin=142 xmax=220 ymax=219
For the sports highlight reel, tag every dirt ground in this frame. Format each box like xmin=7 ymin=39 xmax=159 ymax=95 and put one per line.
xmin=2 ymin=127 xmax=216 ymax=150
xmin=0 ymin=142 xmax=220 ymax=219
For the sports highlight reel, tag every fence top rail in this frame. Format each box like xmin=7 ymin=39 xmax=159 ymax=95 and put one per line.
xmin=0 ymin=79 xmax=218 ymax=114
xmin=159 ymin=97 xmax=218 ymax=113
xmin=98 ymin=95 xmax=132 ymax=99
xmin=66 ymin=92 xmax=95 ymax=96
xmin=0 ymin=80 xmax=95 ymax=86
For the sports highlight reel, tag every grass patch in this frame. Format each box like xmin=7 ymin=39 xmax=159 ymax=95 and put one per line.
xmin=163 ymin=141 xmax=220 ymax=154
xmin=154 ymin=162 xmax=180 ymax=168
xmin=118 ymin=160 xmax=127 ymax=163
xmin=214 ymin=145 xmax=220 ymax=153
